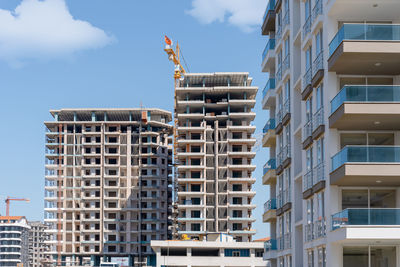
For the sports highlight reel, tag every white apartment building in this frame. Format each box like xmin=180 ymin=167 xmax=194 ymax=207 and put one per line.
xmin=151 ymin=233 xmax=267 ymax=267
xmin=44 ymin=108 xmax=173 ymax=266
xmin=0 ymin=216 xmax=30 ymax=267
xmin=261 ymin=0 xmax=400 ymax=266
xmin=28 ymin=221 xmax=51 ymax=267
xmin=175 ymin=73 xmax=257 ymax=242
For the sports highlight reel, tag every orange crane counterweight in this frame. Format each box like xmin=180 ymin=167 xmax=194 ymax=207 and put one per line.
xmin=5 ymin=197 xmax=30 ymax=218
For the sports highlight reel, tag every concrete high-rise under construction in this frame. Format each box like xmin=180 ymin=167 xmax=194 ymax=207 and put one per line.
xmin=175 ymin=72 xmax=258 ymax=242
xmin=44 ymin=108 xmax=173 ymax=266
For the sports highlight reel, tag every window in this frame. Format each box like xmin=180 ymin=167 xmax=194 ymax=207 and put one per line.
xmin=308 ymin=250 xmax=314 ymax=267
xmin=317 ymin=247 xmax=326 ymax=267
xmin=306 ymin=46 xmax=312 ymax=70
xmin=191 ymin=210 xmax=201 ymax=218
xmin=306 ymin=147 xmax=313 ymax=172
xmin=305 ymin=0 xmax=311 ymax=19
xmin=316 ymin=30 xmax=323 ymax=56
xmin=316 ymin=84 xmax=323 ymax=111
xmin=232 ymin=251 xmax=240 ymax=257
xmin=316 ymin=138 xmax=324 ymax=165
xmin=191 ymin=224 xmax=200 ymax=231
xmin=342 ymin=189 xmax=395 ymax=209
xmin=306 ymin=97 xmax=312 ymax=122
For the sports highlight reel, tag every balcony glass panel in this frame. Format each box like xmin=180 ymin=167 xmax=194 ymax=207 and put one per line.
xmin=264 ymin=198 xmax=277 ymax=213
xmin=329 ymin=24 xmax=400 ymax=56
xmin=331 ymin=85 xmax=400 ymax=114
xmin=264 ymin=239 xmax=277 ymax=252
xmin=262 ymin=78 xmax=276 ymax=98
xmin=263 ymin=0 xmax=276 ymax=21
xmin=332 ymin=209 xmax=400 ymax=230
xmin=263 ymin=119 xmax=276 ymax=133
xmin=262 ymin=39 xmax=276 ymax=62
xmin=263 ymin=158 xmax=276 ymax=175
xmin=332 ymin=146 xmax=400 ymax=171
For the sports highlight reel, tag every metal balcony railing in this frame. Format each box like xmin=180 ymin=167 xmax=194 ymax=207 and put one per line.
xmin=302 ymin=120 xmax=312 ymax=142
xmin=331 ymin=146 xmax=400 ymax=171
xmin=303 ymin=67 xmax=312 ymax=90
xmin=263 ymin=78 xmax=276 ymax=98
xmin=283 ymin=10 xmax=290 ymax=28
xmin=264 ymin=198 xmax=277 ymax=213
xmin=312 ymin=0 xmax=323 ymax=23
xmin=263 ymin=118 xmax=276 ymax=133
xmin=329 ymin=24 xmax=400 ymax=56
xmin=312 ymin=107 xmax=324 ymax=132
xmin=282 ymin=54 xmax=290 ymax=73
xmin=276 ymin=64 xmax=282 ymax=82
xmin=262 ymin=39 xmax=276 ymax=63
xmin=332 ymin=209 xmax=400 ymax=230
xmin=263 ymin=0 xmax=276 ymax=22
xmin=264 ymin=239 xmax=277 ymax=252
xmin=303 ymin=16 xmax=311 ymax=39
xmin=313 ymin=162 xmax=325 ymax=185
xmin=263 ymin=158 xmax=276 ymax=175
xmin=303 ymin=168 xmax=313 ymax=192
xmin=331 ymin=85 xmax=400 ymax=114
xmin=313 ymin=50 xmax=324 ymax=77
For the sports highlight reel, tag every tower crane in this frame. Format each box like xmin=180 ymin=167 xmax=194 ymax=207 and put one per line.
xmin=4 ymin=197 xmax=30 ymax=221
xmin=163 ymin=35 xmax=187 ymax=239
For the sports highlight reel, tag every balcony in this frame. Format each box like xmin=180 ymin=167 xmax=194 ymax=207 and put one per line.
xmin=328 ymin=24 xmax=400 ymax=75
xmin=277 ymin=233 xmax=291 ymax=251
xmin=263 ymin=198 xmax=277 ymax=223
xmin=262 ymin=158 xmax=276 ymax=185
xmin=263 ymin=239 xmax=277 ymax=260
xmin=302 ymin=67 xmax=312 ymax=100
xmin=261 ymin=38 xmax=276 ymax=72
xmin=303 ymin=16 xmax=311 ymax=40
xmin=262 ymin=0 xmax=276 ymax=35
xmin=312 ymin=51 xmax=324 ymax=86
xmin=262 ymin=119 xmax=276 ymax=147
xmin=312 ymin=0 xmax=322 ymax=25
xmin=262 ymin=78 xmax=276 ymax=109
xmin=277 ymin=188 xmax=291 ymax=215
xmin=302 ymin=120 xmax=312 ymax=149
xmin=330 ymin=85 xmax=400 ymax=130
xmin=331 ymin=146 xmax=400 ymax=186
xmin=331 ymin=209 xmax=400 ymax=243
xmin=312 ymin=107 xmax=325 ymax=139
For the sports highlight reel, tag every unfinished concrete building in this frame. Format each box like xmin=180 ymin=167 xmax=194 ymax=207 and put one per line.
xmin=175 ymin=73 xmax=257 ymax=242
xmin=44 ymin=108 xmax=173 ymax=266
xmin=28 ymin=221 xmax=51 ymax=267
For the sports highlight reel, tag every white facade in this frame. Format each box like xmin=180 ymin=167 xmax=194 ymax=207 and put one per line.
xmin=175 ymin=73 xmax=258 ymax=242
xmin=151 ymin=234 xmax=266 ymax=267
xmin=44 ymin=108 xmax=173 ymax=266
xmin=261 ymin=0 xmax=400 ymax=267
xmin=0 ymin=217 xmax=30 ymax=267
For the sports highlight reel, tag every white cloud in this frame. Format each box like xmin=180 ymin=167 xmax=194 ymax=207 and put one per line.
xmin=0 ymin=0 xmax=114 ymax=65
xmin=186 ymin=0 xmax=266 ymax=32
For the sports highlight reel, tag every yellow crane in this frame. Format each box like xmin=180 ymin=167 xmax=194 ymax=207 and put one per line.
xmin=163 ymin=35 xmax=187 ymax=239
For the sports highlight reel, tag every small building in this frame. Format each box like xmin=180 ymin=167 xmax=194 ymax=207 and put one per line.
xmin=151 ymin=233 xmax=267 ymax=267
xmin=0 ymin=216 xmax=30 ymax=267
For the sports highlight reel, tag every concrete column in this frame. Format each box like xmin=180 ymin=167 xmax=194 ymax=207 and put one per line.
xmin=91 ymin=112 xmax=96 ymax=122
xmin=73 ymin=112 xmax=77 ymax=121
xmin=55 ymin=112 xmax=59 ymax=121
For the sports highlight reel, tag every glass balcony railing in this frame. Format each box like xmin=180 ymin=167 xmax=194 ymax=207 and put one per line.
xmin=329 ymin=24 xmax=400 ymax=56
xmin=331 ymin=146 xmax=400 ymax=171
xmin=264 ymin=198 xmax=277 ymax=213
xmin=332 ymin=209 xmax=400 ymax=230
xmin=262 ymin=78 xmax=276 ymax=98
xmin=331 ymin=85 xmax=400 ymax=114
xmin=263 ymin=118 xmax=276 ymax=133
xmin=264 ymin=239 xmax=277 ymax=252
xmin=263 ymin=158 xmax=276 ymax=175
xmin=263 ymin=0 xmax=276 ymax=22
xmin=262 ymin=39 xmax=276 ymax=63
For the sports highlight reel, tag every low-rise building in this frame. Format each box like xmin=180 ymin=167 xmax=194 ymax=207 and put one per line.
xmin=0 ymin=216 xmax=30 ymax=267
xmin=151 ymin=233 xmax=267 ymax=267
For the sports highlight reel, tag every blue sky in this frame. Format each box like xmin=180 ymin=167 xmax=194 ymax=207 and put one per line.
xmin=0 ymin=0 xmax=269 ymax=238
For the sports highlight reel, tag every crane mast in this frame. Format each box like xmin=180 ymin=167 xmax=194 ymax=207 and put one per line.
xmin=163 ymin=36 xmax=186 ymax=239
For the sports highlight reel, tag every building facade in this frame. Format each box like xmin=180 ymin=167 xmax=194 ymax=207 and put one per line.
xmin=0 ymin=216 xmax=30 ymax=267
xmin=151 ymin=233 xmax=266 ymax=267
xmin=28 ymin=221 xmax=51 ymax=267
xmin=261 ymin=0 xmax=400 ymax=266
xmin=175 ymin=73 xmax=257 ymax=242
xmin=44 ymin=108 xmax=173 ymax=266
